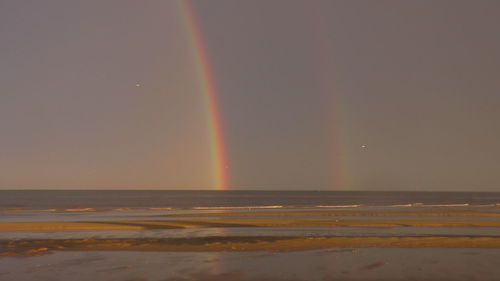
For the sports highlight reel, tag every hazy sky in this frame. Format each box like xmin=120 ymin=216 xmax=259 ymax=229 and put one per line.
xmin=1 ymin=0 xmax=499 ymax=191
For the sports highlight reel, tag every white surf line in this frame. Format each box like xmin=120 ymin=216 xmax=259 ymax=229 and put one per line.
xmin=64 ymin=208 xmax=96 ymax=212
xmin=314 ymin=205 xmax=362 ymax=208
xmin=423 ymin=204 xmax=470 ymax=207
xmin=1 ymin=208 xmax=58 ymax=212
xmin=192 ymin=206 xmax=283 ymax=210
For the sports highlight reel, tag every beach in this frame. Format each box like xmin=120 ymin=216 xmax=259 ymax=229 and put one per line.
xmin=3 ymin=0 xmax=499 ymax=279
xmin=3 ymin=248 xmax=500 ymax=281
xmin=2 ymin=190 xmax=500 ymax=280
xmin=2 ymin=210 xmax=500 ymax=280
xmin=3 ymin=209 xmax=500 ymax=255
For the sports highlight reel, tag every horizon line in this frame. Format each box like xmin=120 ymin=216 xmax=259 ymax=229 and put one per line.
xmin=0 ymin=188 xmax=498 ymax=193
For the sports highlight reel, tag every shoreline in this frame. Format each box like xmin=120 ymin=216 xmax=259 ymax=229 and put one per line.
xmin=2 ymin=217 xmax=500 ymax=231
xmin=162 ymin=210 xmax=500 ymax=217
xmin=3 ymin=209 xmax=500 ymax=257
xmin=3 ymin=236 xmax=500 ymax=256
xmin=3 ymin=207 xmax=500 ymax=213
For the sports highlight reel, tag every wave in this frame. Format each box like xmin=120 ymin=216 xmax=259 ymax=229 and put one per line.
xmin=390 ymin=203 xmax=423 ymax=207
xmin=315 ymin=205 xmax=362 ymax=208
xmin=2 ymin=202 xmax=500 ymax=213
xmin=64 ymin=208 xmax=96 ymax=212
xmin=423 ymin=204 xmax=469 ymax=207
xmin=192 ymin=206 xmax=283 ymax=210
xmin=1 ymin=208 xmax=57 ymax=213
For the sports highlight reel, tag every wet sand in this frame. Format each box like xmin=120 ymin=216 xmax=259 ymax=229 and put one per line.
xmin=2 ymin=249 xmax=500 ymax=281
xmin=2 ymin=209 xmax=500 ymax=256
xmin=2 ymin=217 xmax=500 ymax=232
xmin=3 ymin=215 xmax=500 ymax=256
xmin=2 ymin=209 xmax=500 ymax=280
xmin=3 ymin=236 xmax=500 ymax=257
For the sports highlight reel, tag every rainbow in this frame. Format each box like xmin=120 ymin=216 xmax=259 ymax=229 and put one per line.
xmin=308 ymin=5 xmax=347 ymax=189
xmin=177 ymin=0 xmax=230 ymax=190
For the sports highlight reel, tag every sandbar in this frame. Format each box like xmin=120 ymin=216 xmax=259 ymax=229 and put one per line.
xmin=2 ymin=217 xmax=500 ymax=231
xmin=3 ymin=236 xmax=500 ymax=256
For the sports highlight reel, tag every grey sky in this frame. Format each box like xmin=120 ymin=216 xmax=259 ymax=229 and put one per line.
xmin=1 ymin=0 xmax=499 ymax=190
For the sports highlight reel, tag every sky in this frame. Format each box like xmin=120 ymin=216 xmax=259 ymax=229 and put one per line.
xmin=1 ymin=0 xmax=499 ymax=191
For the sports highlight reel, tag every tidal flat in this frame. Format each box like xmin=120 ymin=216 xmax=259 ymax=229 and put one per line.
xmin=2 ymin=248 xmax=500 ymax=281
xmin=2 ymin=196 xmax=500 ymax=280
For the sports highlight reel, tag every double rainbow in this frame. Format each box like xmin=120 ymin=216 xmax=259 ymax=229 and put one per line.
xmin=177 ymin=0 xmax=229 ymax=190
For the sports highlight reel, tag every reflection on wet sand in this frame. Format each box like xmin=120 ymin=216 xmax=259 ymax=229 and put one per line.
xmin=3 ymin=236 xmax=500 ymax=257
xmin=2 ymin=249 xmax=500 ymax=281
xmin=2 ymin=208 xmax=500 ymax=280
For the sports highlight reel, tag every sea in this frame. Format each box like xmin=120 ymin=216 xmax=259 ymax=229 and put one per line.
xmin=2 ymin=190 xmax=500 ymax=225
xmin=2 ymin=190 xmax=500 ymax=211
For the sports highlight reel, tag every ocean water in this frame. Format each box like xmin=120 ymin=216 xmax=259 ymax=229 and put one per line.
xmin=1 ymin=190 xmax=500 ymax=240
xmin=1 ymin=190 xmax=500 ymax=211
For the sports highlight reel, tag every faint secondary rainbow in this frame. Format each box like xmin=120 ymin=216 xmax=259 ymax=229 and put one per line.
xmin=308 ymin=3 xmax=348 ymax=189
xmin=177 ymin=0 xmax=229 ymax=190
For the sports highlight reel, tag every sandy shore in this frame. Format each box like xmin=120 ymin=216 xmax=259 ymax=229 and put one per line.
xmin=2 ymin=209 xmax=500 ymax=256
xmin=2 ymin=217 xmax=500 ymax=231
xmin=3 ymin=236 xmax=500 ymax=256
xmin=2 ymin=210 xmax=500 ymax=280
xmin=2 ymin=248 xmax=500 ymax=281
